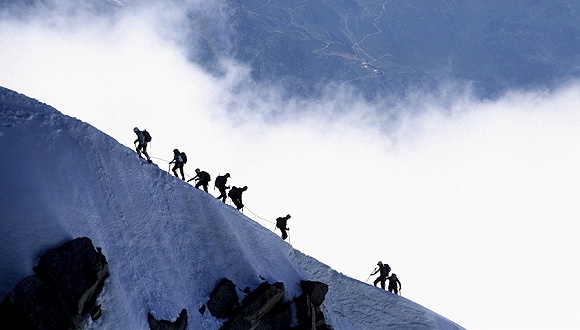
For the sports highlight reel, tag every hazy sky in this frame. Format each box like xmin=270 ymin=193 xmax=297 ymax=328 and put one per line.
xmin=1 ymin=1 xmax=579 ymax=329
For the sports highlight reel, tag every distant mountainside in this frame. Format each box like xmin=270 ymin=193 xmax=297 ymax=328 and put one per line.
xmin=1 ymin=0 xmax=578 ymax=98
xmin=190 ymin=0 xmax=580 ymax=98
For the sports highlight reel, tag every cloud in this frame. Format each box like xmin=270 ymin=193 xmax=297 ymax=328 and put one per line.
xmin=1 ymin=1 xmax=580 ymax=329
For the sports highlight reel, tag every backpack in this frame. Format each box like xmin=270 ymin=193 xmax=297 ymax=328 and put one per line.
xmin=276 ymin=215 xmax=290 ymax=229
xmin=276 ymin=217 xmax=286 ymax=229
xmin=215 ymin=175 xmax=226 ymax=188
xmin=381 ymin=264 xmax=391 ymax=277
xmin=179 ymin=152 xmax=187 ymax=164
xmin=142 ymin=130 xmax=152 ymax=142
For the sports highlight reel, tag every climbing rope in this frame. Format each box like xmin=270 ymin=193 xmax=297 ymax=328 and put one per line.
xmin=149 ymin=155 xmax=170 ymax=163
xmin=149 ymin=155 xmax=194 ymax=180
xmin=243 ymin=206 xmax=275 ymax=225
xmin=244 ymin=206 xmax=291 ymax=243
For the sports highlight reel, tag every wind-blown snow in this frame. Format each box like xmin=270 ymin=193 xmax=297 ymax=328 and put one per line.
xmin=0 ymin=86 xmax=463 ymax=329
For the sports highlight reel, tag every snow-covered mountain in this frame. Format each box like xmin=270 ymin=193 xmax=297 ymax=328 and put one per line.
xmin=0 ymin=86 xmax=464 ymax=329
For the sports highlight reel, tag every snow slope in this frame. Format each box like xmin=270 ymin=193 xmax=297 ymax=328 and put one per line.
xmin=0 ymin=86 xmax=464 ymax=329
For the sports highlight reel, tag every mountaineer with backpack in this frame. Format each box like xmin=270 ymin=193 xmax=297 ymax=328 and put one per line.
xmin=133 ymin=127 xmax=152 ymax=163
xmin=188 ymin=168 xmax=211 ymax=192
xmin=169 ymin=149 xmax=187 ymax=180
xmin=387 ymin=273 xmax=402 ymax=295
xmin=275 ymin=214 xmax=291 ymax=240
xmin=214 ymin=173 xmax=231 ymax=202
xmin=370 ymin=261 xmax=391 ymax=290
xmin=228 ymin=186 xmax=247 ymax=210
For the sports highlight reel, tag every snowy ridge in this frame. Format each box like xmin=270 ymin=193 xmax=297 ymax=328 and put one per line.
xmin=0 ymin=86 xmax=463 ymax=329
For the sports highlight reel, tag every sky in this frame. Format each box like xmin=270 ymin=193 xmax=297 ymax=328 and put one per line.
xmin=1 ymin=1 xmax=580 ymax=329
xmin=0 ymin=88 xmax=464 ymax=329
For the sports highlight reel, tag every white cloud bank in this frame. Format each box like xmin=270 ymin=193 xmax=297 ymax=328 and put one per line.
xmin=1 ymin=1 xmax=580 ymax=329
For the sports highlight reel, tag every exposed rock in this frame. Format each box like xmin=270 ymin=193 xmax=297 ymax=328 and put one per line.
xmin=0 ymin=235 xmax=332 ymax=330
xmin=222 ymin=282 xmax=286 ymax=330
xmin=295 ymin=293 xmax=316 ymax=330
xmin=255 ymin=299 xmax=291 ymax=330
xmin=0 ymin=237 xmax=109 ymax=329
xmin=0 ymin=275 xmax=85 ymax=330
xmin=295 ymin=281 xmax=331 ymax=330
xmin=207 ymin=278 xmax=331 ymax=330
xmin=148 ymin=309 xmax=188 ymax=330
xmin=300 ymin=281 xmax=328 ymax=307
xmin=34 ymin=237 xmax=109 ymax=314
xmin=91 ymin=304 xmax=102 ymax=321
xmin=207 ymin=278 xmax=239 ymax=319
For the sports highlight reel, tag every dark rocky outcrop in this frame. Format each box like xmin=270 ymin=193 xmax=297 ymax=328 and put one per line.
xmin=0 ymin=275 xmax=85 ymax=330
xmin=207 ymin=278 xmax=239 ymax=319
xmin=299 ymin=281 xmax=328 ymax=307
xmin=0 ymin=237 xmax=108 ymax=330
xmin=222 ymin=281 xmax=286 ymax=330
xmin=0 ymin=236 xmax=332 ymax=330
xmin=295 ymin=281 xmax=330 ymax=330
xmin=208 ymin=278 xmax=331 ymax=330
xmin=34 ymin=237 xmax=109 ymax=315
xmin=148 ymin=308 xmax=188 ymax=330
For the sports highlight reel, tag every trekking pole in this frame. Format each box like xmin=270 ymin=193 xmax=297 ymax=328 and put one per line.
xmin=366 ymin=267 xmax=377 ymax=282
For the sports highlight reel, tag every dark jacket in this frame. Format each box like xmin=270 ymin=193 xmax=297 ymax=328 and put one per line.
xmin=228 ymin=186 xmax=245 ymax=199
xmin=171 ymin=150 xmax=185 ymax=164
xmin=276 ymin=215 xmax=291 ymax=229
xmin=215 ymin=174 xmax=229 ymax=188
xmin=371 ymin=263 xmax=391 ymax=278
xmin=134 ymin=130 xmax=146 ymax=145
xmin=388 ymin=274 xmax=401 ymax=290
xmin=194 ymin=171 xmax=210 ymax=183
